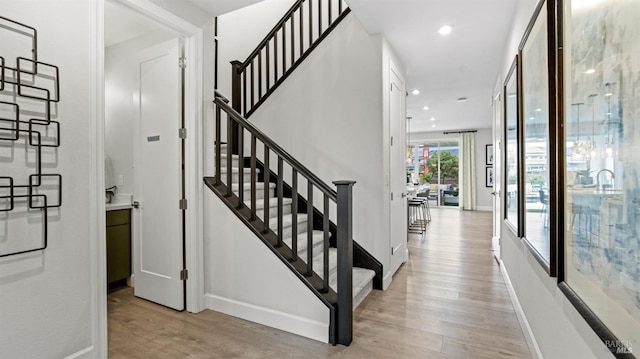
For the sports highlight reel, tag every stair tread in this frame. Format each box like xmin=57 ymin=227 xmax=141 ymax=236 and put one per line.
xmin=249 ymin=197 xmax=293 ymax=210
xmin=309 ymin=248 xmax=376 ymax=300
xmin=231 ymin=182 xmax=276 ymax=190
xmin=284 ymin=230 xmax=325 ymax=259
xmin=218 ymin=167 xmax=252 ymax=173
xmin=268 ymin=213 xmax=308 ymax=228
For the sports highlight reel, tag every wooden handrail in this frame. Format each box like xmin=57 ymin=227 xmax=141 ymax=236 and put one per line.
xmin=238 ymin=0 xmax=305 ymax=72
xmin=230 ymin=0 xmax=351 ymax=118
xmin=214 ymin=94 xmax=337 ymax=200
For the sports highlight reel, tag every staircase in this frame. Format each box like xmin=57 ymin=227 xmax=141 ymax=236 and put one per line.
xmin=205 ymin=143 xmax=376 ymax=308
xmin=206 ymin=0 xmax=381 ymax=346
xmin=205 ymin=93 xmax=381 ymax=345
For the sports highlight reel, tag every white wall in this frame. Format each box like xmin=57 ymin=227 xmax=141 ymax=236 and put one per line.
xmin=204 ymin=191 xmax=331 ymax=342
xmin=410 ymin=129 xmax=494 ymax=210
xmin=105 ymin=29 xmax=176 ymax=196
xmin=0 ymin=1 xmax=100 ymax=358
xmin=495 ymin=1 xmax=614 ymax=358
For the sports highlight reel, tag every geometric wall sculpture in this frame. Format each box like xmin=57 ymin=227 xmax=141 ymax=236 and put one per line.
xmin=0 ymin=16 xmax=61 ymax=257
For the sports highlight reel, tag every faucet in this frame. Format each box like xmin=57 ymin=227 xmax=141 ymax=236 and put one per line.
xmin=596 ymin=169 xmax=615 ymax=191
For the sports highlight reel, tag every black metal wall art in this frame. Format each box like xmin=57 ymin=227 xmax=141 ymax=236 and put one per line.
xmin=0 ymin=16 xmax=61 ymax=257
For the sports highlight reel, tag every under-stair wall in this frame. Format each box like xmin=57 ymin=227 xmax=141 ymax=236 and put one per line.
xmin=204 ymin=189 xmax=331 ymax=342
xmin=213 ymin=0 xmax=406 ymax=290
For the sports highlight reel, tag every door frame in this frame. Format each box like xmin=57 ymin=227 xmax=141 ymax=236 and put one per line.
xmin=91 ymin=0 xmax=204 ymax=356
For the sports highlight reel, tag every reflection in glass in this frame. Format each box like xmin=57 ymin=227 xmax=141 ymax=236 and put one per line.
xmin=564 ymin=0 xmax=640 ymax=349
xmin=505 ymin=58 xmax=519 ymax=232
xmin=521 ymin=4 xmax=550 ymax=263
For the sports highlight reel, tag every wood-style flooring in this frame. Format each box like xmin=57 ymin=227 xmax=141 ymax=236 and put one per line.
xmin=108 ymin=208 xmax=532 ymax=358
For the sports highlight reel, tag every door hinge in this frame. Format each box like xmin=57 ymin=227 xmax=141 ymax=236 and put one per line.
xmin=179 ymin=57 xmax=187 ymax=68
xmin=391 ymin=192 xmax=394 ymax=200
xmin=390 ymin=136 xmax=394 ymax=146
xmin=180 ymin=269 xmax=188 ymax=280
xmin=179 ymin=127 xmax=187 ymax=139
xmin=180 ymin=198 xmax=188 ymax=210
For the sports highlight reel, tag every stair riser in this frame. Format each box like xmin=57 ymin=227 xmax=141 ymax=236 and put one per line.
xmin=255 ymin=203 xmax=292 ymax=221
xmin=293 ymin=241 xmax=325 ymax=263
xmin=272 ymin=221 xmax=308 ymax=239
xmin=219 ymin=172 xmax=254 ymax=183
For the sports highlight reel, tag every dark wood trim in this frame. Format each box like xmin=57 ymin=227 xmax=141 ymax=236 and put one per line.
xmin=559 ymin=283 xmax=636 ymax=358
xmin=516 ymin=48 xmax=526 ymax=244
xmin=546 ymin=0 xmax=558 ymax=277
xmin=555 ymin=0 xmax=566 ymax=283
xmin=522 ymin=238 xmax=551 ymax=275
xmin=503 ymin=55 xmax=519 ymax=236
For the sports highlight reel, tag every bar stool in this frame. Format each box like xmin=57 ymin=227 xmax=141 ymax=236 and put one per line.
xmin=417 ymin=191 xmax=431 ymax=222
xmin=408 ymin=197 xmax=428 ymax=234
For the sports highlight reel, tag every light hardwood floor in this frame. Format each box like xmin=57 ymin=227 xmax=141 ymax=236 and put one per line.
xmin=108 ymin=208 xmax=532 ymax=358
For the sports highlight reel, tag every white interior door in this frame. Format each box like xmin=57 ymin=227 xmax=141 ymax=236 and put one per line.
xmin=389 ymin=67 xmax=407 ymax=276
xmin=133 ymin=38 xmax=184 ymax=310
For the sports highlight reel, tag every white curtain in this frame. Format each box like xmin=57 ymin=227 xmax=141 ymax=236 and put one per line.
xmin=461 ymin=133 xmax=476 ymax=210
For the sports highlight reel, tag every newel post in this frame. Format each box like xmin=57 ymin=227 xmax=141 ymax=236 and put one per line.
xmin=333 ymin=180 xmax=356 ymax=346
xmin=230 ymin=60 xmax=242 ymax=155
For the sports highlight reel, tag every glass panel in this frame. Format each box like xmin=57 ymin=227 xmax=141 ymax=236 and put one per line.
xmin=437 ymin=142 xmax=459 ymax=207
xmin=564 ymin=0 xmax=640 ymax=352
xmin=505 ymin=58 xmax=519 ymax=233
xmin=521 ymin=4 xmax=550 ymax=263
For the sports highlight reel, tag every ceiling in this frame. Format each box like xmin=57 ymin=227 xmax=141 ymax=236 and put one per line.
xmin=105 ymin=1 xmax=168 ymax=47
xmin=346 ymin=0 xmax=517 ymax=134
xmin=186 ymin=0 xmax=265 ymax=17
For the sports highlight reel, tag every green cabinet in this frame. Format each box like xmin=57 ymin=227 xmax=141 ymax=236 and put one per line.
xmin=106 ymin=209 xmax=131 ymax=289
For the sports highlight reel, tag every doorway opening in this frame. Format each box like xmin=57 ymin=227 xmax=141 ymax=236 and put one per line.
xmin=407 ymin=140 xmax=460 ymax=207
xmin=102 ymin=0 xmax=205 ymax=324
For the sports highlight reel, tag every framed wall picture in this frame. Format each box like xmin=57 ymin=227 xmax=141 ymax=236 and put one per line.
xmin=486 ymin=167 xmax=494 ymax=187
xmin=503 ymin=55 xmax=519 ymax=236
xmin=559 ymin=0 xmax=640 ymax=355
xmin=486 ymin=144 xmax=493 ymax=165
xmin=519 ymin=0 xmax=555 ymax=275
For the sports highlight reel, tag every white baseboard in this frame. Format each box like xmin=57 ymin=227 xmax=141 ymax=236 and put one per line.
xmin=476 ymin=206 xmax=493 ymax=211
xmin=499 ymin=260 xmax=544 ymax=359
xmin=63 ymin=346 xmax=94 ymax=359
xmin=382 ymin=270 xmax=393 ymax=290
xmin=204 ymin=293 xmax=328 ymax=343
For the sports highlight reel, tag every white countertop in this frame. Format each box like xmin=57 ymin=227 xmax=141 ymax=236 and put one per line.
xmin=106 ymin=194 xmax=133 ymax=211
xmin=106 ymin=202 xmax=133 ymax=211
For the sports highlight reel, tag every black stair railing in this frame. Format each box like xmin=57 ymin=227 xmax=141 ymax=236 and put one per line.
xmin=231 ymin=0 xmax=350 ymax=119
xmin=212 ymin=92 xmax=355 ymax=345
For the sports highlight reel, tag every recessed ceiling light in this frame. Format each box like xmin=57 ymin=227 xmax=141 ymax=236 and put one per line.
xmin=412 ymin=89 xmax=421 ymax=95
xmin=438 ymin=25 xmax=453 ymax=35
xmin=430 ymin=117 xmax=435 ymax=121
xmin=423 ymin=106 xmax=429 ymax=110
xmin=535 ymin=108 xmax=542 ymax=112
xmin=418 ymin=144 xmax=425 ymax=148
xmin=432 ymin=124 xmax=436 ymax=128
xmin=530 ymin=117 xmax=535 ymax=120
xmin=605 ymin=92 xmax=613 ymax=97
xmin=584 ymin=68 xmax=596 ymax=74
xmin=457 ymin=97 xmax=468 ymax=102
